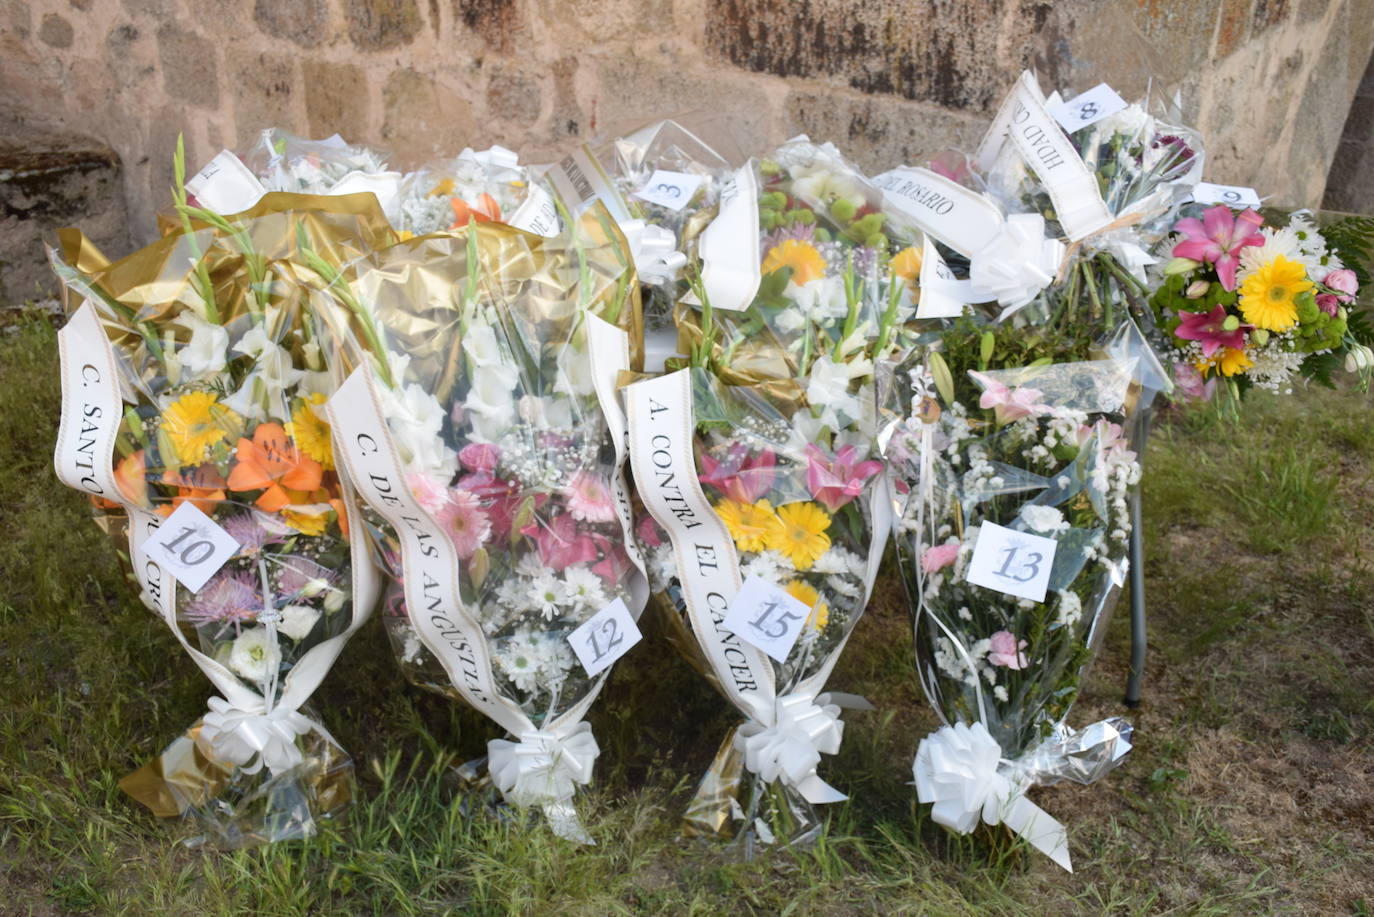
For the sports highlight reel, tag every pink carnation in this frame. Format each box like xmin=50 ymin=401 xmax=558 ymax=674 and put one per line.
xmin=921 ymin=543 xmax=960 ymax=574
xmin=636 ymin=514 xmax=665 ymax=548
xmin=459 ymin=443 xmax=501 ymax=473
xmin=987 ymin=630 xmax=1028 ymax=670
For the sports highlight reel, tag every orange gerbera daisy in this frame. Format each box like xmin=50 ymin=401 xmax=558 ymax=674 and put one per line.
xmin=227 ymin=423 xmax=324 ymax=512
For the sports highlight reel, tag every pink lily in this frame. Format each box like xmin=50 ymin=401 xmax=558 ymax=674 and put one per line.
xmin=968 ymin=371 xmax=1054 ymax=424
xmin=1173 ymin=304 xmax=1249 ymax=358
xmin=804 ymin=443 xmax=883 ymax=512
xmin=698 ymin=444 xmax=777 ymax=503
xmin=1171 ymin=204 xmax=1264 ymax=291
xmin=523 ymin=513 xmax=598 ymax=572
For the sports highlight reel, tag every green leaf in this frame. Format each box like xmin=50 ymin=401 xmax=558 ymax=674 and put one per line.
xmin=927 ymin=351 xmax=955 ymax=406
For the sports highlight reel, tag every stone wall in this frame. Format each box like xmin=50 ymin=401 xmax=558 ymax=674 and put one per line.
xmin=2 ymin=0 xmax=1372 ymax=258
xmin=1324 ymin=45 xmax=1374 ymax=213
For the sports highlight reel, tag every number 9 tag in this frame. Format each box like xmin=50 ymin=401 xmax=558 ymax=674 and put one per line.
xmin=142 ymin=501 xmax=243 ymax=593
xmin=569 ymin=597 xmax=642 ymax=677
xmin=965 ymin=521 xmax=1058 ymax=603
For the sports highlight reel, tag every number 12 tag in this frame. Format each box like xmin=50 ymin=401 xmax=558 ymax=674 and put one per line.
xmin=569 ymin=598 xmax=642 ymax=677
xmin=141 ymin=502 xmax=242 ymax=593
xmin=965 ymin=521 xmax=1058 ymax=603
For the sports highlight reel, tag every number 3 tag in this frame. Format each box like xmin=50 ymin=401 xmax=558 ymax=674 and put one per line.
xmin=634 ymin=170 xmax=704 ymax=212
xmin=142 ymin=502 xmax=242 ymax=593
xmin=569 ymin=597 xmax=642 ymax=677
xmin=965 ymin=521 xmax=1058 ymax=603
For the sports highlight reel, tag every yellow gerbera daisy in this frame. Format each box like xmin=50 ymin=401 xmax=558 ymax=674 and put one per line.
xmin=785 ymin=580 xmax=829 ymax=631
xmin=715 ymin=498 xmax=777 ymax=553
xmin=890 ymin=245 xmax=922 ymax=292
xmin=761 ymin=239 xmax=827 ymax=285
xmin=1238 ymin=255 xmax=1312 ymax=332
xmin=162 ymin=391 xmax=240 ymax=466
xmin=289 ymin=393 xmax=334 ymax=470
xmin=282 ymin=507 xmax=330 ymax=536
xmin=764 ymin=501 xmax=831 ymax=571
xmin=1197 ymin=346 xmax=1254 ymax=378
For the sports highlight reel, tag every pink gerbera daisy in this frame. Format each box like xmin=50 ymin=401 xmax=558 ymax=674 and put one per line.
xmin=563 ymin=471 xmax=617 ymax=523
xmin=436 ymin=489 xmax=492 ymax=559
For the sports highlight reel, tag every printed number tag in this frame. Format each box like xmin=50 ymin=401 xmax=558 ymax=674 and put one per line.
xmin=569 ymin=597 xmax=642 ymax=677
xmin=1049 ymin=83 xmax=1128 ymax=133
xmin=185 ymin=150 xmax=267 ymax=215
xmin=634 ymin=170 xmax=704 ymax=211
xmin=1192 ymin=181 xmax=1263 ymax=208
xmin=141 ymin=502 xmax=242 ymax=592
xmin=965 ymin=521 xmax=1058 ymax=603
xmin=916 ymin=235 xmax=973 ymax=319
xmin=723 ymin=575 xmax=813 ymax=663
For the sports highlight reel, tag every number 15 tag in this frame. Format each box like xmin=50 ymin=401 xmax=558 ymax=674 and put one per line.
xmin=569 ymin=598 xmax=642 ymax=677
xmin=965 ymin=521 xmax=1058 ymax=603
xmin=142 ymin=502 xmax=242 ymax=593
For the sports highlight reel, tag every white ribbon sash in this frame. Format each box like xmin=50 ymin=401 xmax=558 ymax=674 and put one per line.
xmin=685 ymin=165 xmax=761 ymax=313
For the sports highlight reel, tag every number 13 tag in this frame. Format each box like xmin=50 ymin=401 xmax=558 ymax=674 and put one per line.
xmin=569 ymin=598 xmax=642 ymax=677
xmin=965 ymin=521 xmax=1058 ymax=603
xmin=142 ymin=502 xmax=242 ymax=593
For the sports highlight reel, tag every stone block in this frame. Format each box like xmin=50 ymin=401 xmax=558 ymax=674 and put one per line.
xmin=0 ymin=135 xmax=127 ymax=301
xmin=590 ymin=54 xmax=773 ymax=144
xmin=38 ymin=12 xmax=73 ymax=47
xmin=381 ymin=68 xmax=477 ymax=160
xmin=347 ymin=0 xmax=422 ymax=51
xmin=253 ymin=0 xmax=331 ymax=47
xmin=303 ymin=61 xmax=372 ymax=139
xmin=157 ymin=23 xmax=220 ymax=110
xmin=226 ymin=49 xmax=302 ymax=138
xmin=485 ymin=65 xmax=543 ymax=126
xmin=454 ymin=0 xmax=523 ymax=55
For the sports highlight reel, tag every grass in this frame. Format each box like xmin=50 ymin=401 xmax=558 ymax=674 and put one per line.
xmin=2 ymin=304 xmax=1372 ymax=915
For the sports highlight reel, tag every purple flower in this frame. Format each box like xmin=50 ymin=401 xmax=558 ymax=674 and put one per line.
xmin=223 ymin=511 xmax=290 ymax=557
xmin=184 ymin=570 xmax=262 ymax=626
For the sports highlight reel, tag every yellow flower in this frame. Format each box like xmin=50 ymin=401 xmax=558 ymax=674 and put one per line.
xmin=785 ymin=580 xmax=829 ymax=631
xmin=715 ymin=498 xmax=777 ymax=553
xmin=890 ymin=245 xmax=922 ymax=291
xmin=162 ymin=391 xmax=240 ymax=466
xmin=281 ymin=507 xmax=330 ymax=536
xmin=289 ymin=393 xmax=334 ymax=470
xmin=761 ymin=239 xmax=827 ymax=285
xmin=1238 ymin=255 xmax=1312 ymax=332
xmin=764 ymin=501 xmax=831 ymax=571
xmin=1197 ymin=346 xmax=1254 ymax=378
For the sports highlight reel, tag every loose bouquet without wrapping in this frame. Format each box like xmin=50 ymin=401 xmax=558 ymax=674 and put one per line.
xmin=627 ymin=137 xmax=917 ymax=850
xmin=316 ymin=203 xmax=646 ymax=841
xmin=49 ymin=149 xmax=389 ymax=846
xmin=1150 ymin=205 xmax=1374 ymax=403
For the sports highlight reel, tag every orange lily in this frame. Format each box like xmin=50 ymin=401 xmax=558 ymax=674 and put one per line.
xmin=227 ymin=423 xmax=324 ymax=512
xmin=450 ymin=192 xmax=501 ymax=229
xmin=114 ymin=449 xmax=150 ymax=508
xmin=159 ymin=464 xmax=228 ymax=517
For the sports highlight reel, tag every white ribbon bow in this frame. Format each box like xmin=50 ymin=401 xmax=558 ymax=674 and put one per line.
xmin=968 ymin=214 xmax=1066 ymax=317
xmin=913 ymin=721 xmax=1073 ymax=871
xmin=619 ymin=218 xmax=688 ymax=285
xmin=735 ymin=692 xmax=849 ymax=804
xmin=199 ymin=696 xmax=314 ymax=776
xmin=488 ymin=722 xmax=600 ymax=809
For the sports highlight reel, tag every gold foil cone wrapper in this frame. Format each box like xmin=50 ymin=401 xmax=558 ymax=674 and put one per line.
xmin=670 ymin=302 xmax=806 ymax=411
xmin=681 ymin=725 xmax=744 ymax=839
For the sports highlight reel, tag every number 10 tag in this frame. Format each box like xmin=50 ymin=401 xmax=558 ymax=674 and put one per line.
xmin=569 ymin=598 xmax=642 ymax=677
xmin=965 ymin=521 xmax=1058 ymax=603
xmin=141 ymin=502 xmax=242 ymax=593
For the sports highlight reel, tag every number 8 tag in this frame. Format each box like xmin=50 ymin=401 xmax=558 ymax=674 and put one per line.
xmin=965 ymin=521 xmax=1058 ymax=603
xmin=569 ymin=598 xmax=642 ymax=677
xmin=141 ymin=501 xmax=243 ymax=593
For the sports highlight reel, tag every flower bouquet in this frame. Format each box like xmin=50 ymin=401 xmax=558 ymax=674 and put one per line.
xmin=1150 ymin=204 xmax=1374 ymax=402
xmin=602 ymin=119 xmax=734 ymax=369
xmin=49 ymin=145 xmax=390 ymax=846
xmin=881 ymin=351 xmax=1139 ymax=872
xmin=393 ymin=145 xmax=561 ymax=239
xmin=626 ymin=137 xmax=916 ymax=851
xmin=314 ymin=200 xmax=646 ymax=842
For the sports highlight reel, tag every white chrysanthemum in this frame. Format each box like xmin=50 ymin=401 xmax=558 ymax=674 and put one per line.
xmin=530 ymin=573 xmax=566 ymax=620
xmin=1019 ymin=504 xmax=1068 ymax=535
xmin=1056 ymin=589 xmax=1083 ymax=627
xmin=495 ymin=629 xmax=544 ymax=694
xmin=562 ymin=566 xmax=606 ymax=611
xmin=741 ymin=550 xmax=787 ymax=584
xmin=1247 ymin=338 xmax=1306 ymax=393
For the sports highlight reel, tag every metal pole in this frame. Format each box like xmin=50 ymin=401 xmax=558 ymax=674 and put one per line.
xmin=1124 ymin=407 xmax=1151 ymax=708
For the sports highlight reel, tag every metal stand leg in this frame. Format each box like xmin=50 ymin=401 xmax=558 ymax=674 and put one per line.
xmin=1124 ymin=406 xmax=1152 ymax=709
xmin=1124 ymin=491 xmax=1146 ymax=708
